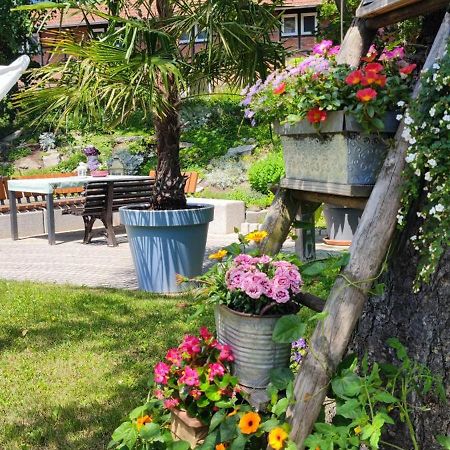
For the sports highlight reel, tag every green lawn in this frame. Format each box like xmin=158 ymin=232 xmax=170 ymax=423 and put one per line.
xmin=0 ymin=280 xmax=210 ymax=450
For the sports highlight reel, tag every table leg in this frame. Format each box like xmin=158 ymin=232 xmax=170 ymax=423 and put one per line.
xmin=9 ymin=190 xmax=18 ymax=240
xmin=46 ymin=194 xmax=56 ymax=245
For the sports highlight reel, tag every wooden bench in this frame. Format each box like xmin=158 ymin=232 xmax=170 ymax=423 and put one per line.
xmin=63 ymin=177 xmax=155 ymax=246
xmin=0 ymin=173 xmax=84 ymax=214
xmin=149 ymin=170 xmax=198 ymax=194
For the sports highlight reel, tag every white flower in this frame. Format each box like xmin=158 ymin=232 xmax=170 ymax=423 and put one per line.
xmin=437 ymin=185 xmax=443 ymax=191
xmin=421 ymin=122 xmax=427 ymax=129
xmin=447 ymin=124 xmax=450 ymax=130
xmin=396 ymin=114 xmax=403 ymax=121
xmin=443 ymin=114 xmax=450 ymax=122
xmin=433 ymin=63 xmax=440 ymax=70
xmin=402 ymin=127 xmax=412 ymax=141
xmin=433 ymin=73 xmax=438 ymax=82
xmin=410 ymin=235 xmax=417 ymax=241
xmin=405 ymin=153 xmax=417 ymax=163
xmin=430 ymin=206 xmax=436 ymax=215
xmin=425 ymin=172 xmax=432 ymax=181
xmin=435 ymin=204 xmax=444 ymax=212
xmin=409 ymin=137 xmax=417 ymax=145
xmin=432 ymin=127 xmax=440 ymax=134
xmin=430 ymin=107 xmax=436 ymax=117
xmin=397 ymin=100 xmax=405 ymax=107
xmin=397 ymin=214 xmax=404 ymax=225
xmin=428 ymin=159 xmax=437 ymax=167
xmin=404 ymin=116 xmax=414 ymax=125
xmin=415 ymin=169 xmax=421 ymax=176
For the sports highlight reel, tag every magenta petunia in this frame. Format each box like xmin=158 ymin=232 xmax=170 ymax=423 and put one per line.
xmin=179 ymin=366 xmax=200 ymax=386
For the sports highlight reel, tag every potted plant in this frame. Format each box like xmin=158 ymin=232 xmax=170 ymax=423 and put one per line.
xmin=16 ymin=0 xmax=285 ymax=293
xmin=182 ymin=231 xmax=305 ymax=389
xmin=243 ymin=41 xmax=417 ymax=185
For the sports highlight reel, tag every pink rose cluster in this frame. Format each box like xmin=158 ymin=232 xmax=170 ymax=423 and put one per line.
xmin=153 ymin=327 xmax=238 ymax=411
xmin=225 ymin=254 xmax=303 ymax=304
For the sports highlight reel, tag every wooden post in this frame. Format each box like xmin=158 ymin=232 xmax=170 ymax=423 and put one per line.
xmin=261 ymin=188 xmax=299 ymax=255
xmin=288 ymin=13 xmax=450 ymax=448
xmin=294 ymin=201 xmax=321 ymax=261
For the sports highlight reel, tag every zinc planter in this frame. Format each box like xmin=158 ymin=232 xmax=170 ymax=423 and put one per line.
xmin=323 ymin=204 xmax=363 ymax=246
xmin=170 ymin=408 xmax=208 ymax=448
xmin=119 ymin=203 xmax=214 ymax=293
xmin=274 ymin=111 xmax=398 ymax=185
xmin=214 ymin=304 xmax=291 ymax=389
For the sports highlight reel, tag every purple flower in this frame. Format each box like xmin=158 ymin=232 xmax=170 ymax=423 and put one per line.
xmin=328 ymin=45 xmax=340 ymax=56
xmin=234 ymin=254 xmax=253 ymax=265
xmin=87 ymin=156 xmax=100 ymax=171
xmin=244 ymin=108 xmax=255 ymax=119
xmin=379 ymin=46 xmax=405 ymax=61
xmin=272 ymin=288 xmax=290 ymax=304
xmin=292 ymin=338 xmax=306 ymax=349
xmin=312 ymin=40 xmax=333 ymax=55
xmin=83 ymin=145 xmax=100 ymax=157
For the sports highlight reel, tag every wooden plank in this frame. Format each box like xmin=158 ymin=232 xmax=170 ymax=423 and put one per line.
xmin=289 ymin=13 xmax=450 ymax=448
xmin=365 ymin=0 xmax=450 ymax=29
xmin=294 ymin=201 xmax=321 ymax=261
xmin=280 ymin=178 xmax=373 ymax=197
xmin=356 ymin=0 xmax=421 ymax=18
xmin=291 ymin=191 xmax=368 ymax=209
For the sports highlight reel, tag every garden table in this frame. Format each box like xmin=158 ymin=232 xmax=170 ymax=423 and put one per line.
xmin=8 ymin=175 xmax=148 ymax=245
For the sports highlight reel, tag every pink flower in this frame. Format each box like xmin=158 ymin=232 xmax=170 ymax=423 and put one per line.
xmin=199 ymin=326 xmax=213 ymax=342
xmin=226 ymin=268 xmax=245 ymax=290
xmin=154 ymin=362 xmax=170 ymax=385
xmin=234 ymin=254 xmax=253 ymax=265
xmin=166 ymin=348 xmax=182 ymax=366
xmin=379 ymin=46 xmax=404 ymax=61
xmin=180 ymin=335 xmax=201 ymax=355
xmin=190 ymin=389 xmax=202 ymax=400
xmin=273 ymin=274 xmax=291 ymax=290
xmin=257 ymin=255 xmax=272 ymax=264
xmin=312 ymin=39 xmax=333 ymax=55
xmin=273 ymin=261 xmax=292 ymax=269
xmin=164 ymin=398 xmax=180 ymax=409
xmin=214 ymin=343 xmax=234 ymax=362
xmin=179 ymin=366 xmax=200 ymax=386
xmin=208 ymin=362 xmax=226 ymax=381
xmin=328 ymin=45 xmax=340 ymax=56
xmin=273 ymin=288 xmax=290 ymax=304
xmin=154 ymin=389 xmax=164 ymax=399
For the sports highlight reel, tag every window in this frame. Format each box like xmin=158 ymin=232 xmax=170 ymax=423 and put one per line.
xmin=281 ymin=14 xmax=298 ymax=37
xmin=301 ymin=13 xmax=317 ymax=35
xmin=179 ymin=24 xmax=207 ymax=44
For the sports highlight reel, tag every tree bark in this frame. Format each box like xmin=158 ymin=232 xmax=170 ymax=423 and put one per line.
xmin=349 ymin=191 xmax=450 ymax=449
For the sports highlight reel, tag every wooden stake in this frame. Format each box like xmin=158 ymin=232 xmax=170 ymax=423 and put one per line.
xmin=289 ymin=13 xmax=450 ymax=448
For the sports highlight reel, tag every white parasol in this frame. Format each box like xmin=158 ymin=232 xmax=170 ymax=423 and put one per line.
xmin=0 ymin=55 xmax=30 ymax=102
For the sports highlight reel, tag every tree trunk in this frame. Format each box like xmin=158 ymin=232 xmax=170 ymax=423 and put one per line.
xmin=349 ymin=191 xmax=450 ymax=449
xmin=151 ymin=79 xmax=187 ymax=210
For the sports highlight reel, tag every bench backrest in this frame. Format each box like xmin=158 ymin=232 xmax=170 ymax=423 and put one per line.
xmin=0 ymin=177 xmax=8 ymax=205
xmin=148 ymin=170 xmax=198 ymax=194
xmin=110 ymin=177 xmax=155 ymax=211
xmin=83 ymin=180 xmax=110 ymax=217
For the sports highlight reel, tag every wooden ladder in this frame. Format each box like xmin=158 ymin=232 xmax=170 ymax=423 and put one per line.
xmin=259 ymin=3 xmax=450 ymax=447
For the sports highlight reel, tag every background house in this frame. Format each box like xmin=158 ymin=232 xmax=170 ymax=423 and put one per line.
xmin=32 ymin=0 xmax=321 ymax=66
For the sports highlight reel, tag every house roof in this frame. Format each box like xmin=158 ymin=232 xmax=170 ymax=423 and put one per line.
xmin=42 ymin=1 xmax=321 ymax=29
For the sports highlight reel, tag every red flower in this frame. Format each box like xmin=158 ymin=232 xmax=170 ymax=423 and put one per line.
xmin=345 ymin=70 xmax=363 ymax=85
xmin=361 ymin=45 xmax=377 ymax=62
xmin=361 ymin=71 xmax=379 ymax=85
xmin=356 ymin=88 xmax=378 ymax=102
xmin=306 ymin=108 xmax=327 ymax=124
xmin=374 ymin=74 xmax=387 ymax=87
xmin=365 ymin=62 xmax=383 ymax=73
xmin=273 ymin=83 xmax=286 ymax=95
xmin=399 ymin=64 xmax=417 ymax=76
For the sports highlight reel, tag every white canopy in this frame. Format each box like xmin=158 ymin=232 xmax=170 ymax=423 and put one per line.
xmin=0 ymin=55 xmax=30 ymax=102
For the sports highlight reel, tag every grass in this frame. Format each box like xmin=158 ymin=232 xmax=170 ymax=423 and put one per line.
xmin=0 ymin=281 xmax=211 ymax=450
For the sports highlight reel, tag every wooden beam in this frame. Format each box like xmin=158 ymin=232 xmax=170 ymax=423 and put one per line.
xmin=356 ymin=0 xmax=421 ymax=18
xmin=288 ymin=13 xmax=450 ymax=448
xmin=298 ymin=293 xmax=325 ymax=312
xmin=280 ymin=178 xmax=373 ymax=198
xmin=291 ymin=191 xmax=368 ymax=209
xmin=365 ymin=0 xmax=450 ymax=29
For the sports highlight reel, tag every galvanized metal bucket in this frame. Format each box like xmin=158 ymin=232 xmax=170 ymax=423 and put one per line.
xmin=214 ymin=304 xmax=291 ymax=389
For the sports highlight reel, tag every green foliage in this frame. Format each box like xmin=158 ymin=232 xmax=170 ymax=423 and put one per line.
xmin=305 ymin=339 xmax=446 ymax=450
xmin=248 ymin=152 xmax=284 ymax=194
xmin=195 ymin=187 xmax=274 ymax=210
xmin=316 ymin=0 xmax=359 ymax=43
xmin=397 ymin=44 xmax=450 ymax=290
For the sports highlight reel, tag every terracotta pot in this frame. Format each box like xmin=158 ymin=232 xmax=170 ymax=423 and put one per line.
xmin=170 ymin=408 xmax=208 ymax=448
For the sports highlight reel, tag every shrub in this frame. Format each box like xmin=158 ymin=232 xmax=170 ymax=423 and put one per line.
xmin=248 ymin=152 xmax=285 ymax=194
xmin=204 ymin=156 xmax=248 ymax=189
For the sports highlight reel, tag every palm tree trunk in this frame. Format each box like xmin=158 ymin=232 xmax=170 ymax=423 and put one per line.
xmin=151 ymin=78 xmax=187 ymax=210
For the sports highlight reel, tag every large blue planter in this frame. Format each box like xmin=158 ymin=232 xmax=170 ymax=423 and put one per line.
xmin=120 ymin=203 xmax=214 ymax=293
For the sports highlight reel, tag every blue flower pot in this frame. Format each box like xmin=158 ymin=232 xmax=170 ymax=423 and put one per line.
xmin=120 ymin=203 xmax=214 ymax=293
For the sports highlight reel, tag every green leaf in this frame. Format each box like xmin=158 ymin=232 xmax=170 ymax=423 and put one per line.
xmin=372 ymin=117 xmax=385 ymax=130
xmin=285 ymin=441 xmax=298 ymax=450
xmin=269 ymin=367 xmax=294 ymax=390
xmin=167 ymin=441 xmax=191 ymax=450
xmin=230 ymin=433 xmax=247 ymax=450
xmin=386 ymin=338 xmax=408 ymax=360
xmin=205 ymin=385 xmax=222 ymax=402
xmin=272 ymin=397 xmax=289 ymax=416
xmin=272 ymin=315 xmax=306 ymax=344
xmin=261 ymin=418 xmax=280 ymax=432
xmin=209 ymin=410 xmax=226 ymax=432
xmin=219 ymin=417 xmax=239 ymax=442
xmin=197 ymin=397 xmax=210 ymax=407
xmin=111 ymin=422 xmax=138 ymax=449
xmin=332 ymin=372 xmax=361 ymax=398
xmin=436 ymin=435 xmax=450 ymax=449
xmin=336 ymin=399 xmax=361 ymax=419
xmin=302 ymin=261 xmax=327 ymax=276
xmin=374 ymin=391 xmax=398 ymax=404
xmin=308 ymin=311 xmax=328 ymax=322
xmin=139 ymin=423 xmax=161 ymax=441
xmin=129 ymin=405 xmax=148 ymax=420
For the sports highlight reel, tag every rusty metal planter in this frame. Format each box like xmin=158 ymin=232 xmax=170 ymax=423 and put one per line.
xmin=214 ymin=304 xmax=291 ymax=389
xmin=274 ymin=111 xmax=398 ymax=185
xmin=170 ymin=408 xmax=208 ymax=448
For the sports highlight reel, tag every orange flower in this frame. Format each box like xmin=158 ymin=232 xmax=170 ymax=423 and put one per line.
xmin=365 ymin=62 xmax=383 ymax=73
xmin=209 ymin=249 xmax=228 ymax=260
xmin=361 ymin=70 xmax=378 ymax=85
xmin=354 ymin=425 xmax=362 ymax=434
xmin=268 ymin=427 xmax=288 ymax=450
xmin=356 ymin=88 xmax=377 ymax=102
xmin=136 ymin=415 xmax=152 ymax=431
xmin=306 ymin=108 xmax=327 ymax=124
xmin=273 ymin=83 xmax=286 ymax=95
xmin=345 ymin=69 xmax=363 ymax=85
xmin=238 ymin=412 xmax=261 ymax=434
xmin=374 ymin=74 xmax=387 ymax=87
xmin=216 ymin=444 xmax=227 ymax=450
xmin=399 ymin=64 xmax=417 ymax=76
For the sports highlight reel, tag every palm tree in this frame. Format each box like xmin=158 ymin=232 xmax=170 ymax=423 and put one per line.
xmin=16 ymin=0 xmax=285 ymax=209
